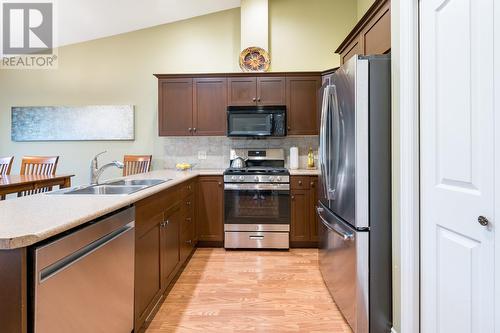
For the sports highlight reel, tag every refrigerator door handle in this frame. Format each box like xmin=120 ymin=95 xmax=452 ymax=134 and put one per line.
xmin=319 ymin=85 xmax=331 ymax=200
xmin=316 ymin=206 xmax=354 ymax=241
xmin=328 ymin=85 xmax=341 ymax=200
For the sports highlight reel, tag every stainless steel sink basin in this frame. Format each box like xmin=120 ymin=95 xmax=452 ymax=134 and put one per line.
xmin=48 ymin=178 xmax=171 ymax=196
xmin=105 ymin=179 xmax=168 ymax=186
xmin=63 ymin=185 xmax=147 ymax=195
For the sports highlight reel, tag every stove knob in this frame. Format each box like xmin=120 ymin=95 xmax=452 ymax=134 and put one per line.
xmin=269 ymin=176 xmax=274 ymax=181
xmin=231 ymin=176 xmax=237 ymax=181
xmin=239 ymin=176 xmax=245 ymax=181
xmin=254 ymin=176 xmax=259 ymax=181
xmin=276 ymin=176 xmax=281 ymax=182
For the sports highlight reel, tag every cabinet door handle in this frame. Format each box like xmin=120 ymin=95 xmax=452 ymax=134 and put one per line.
xmin=291 ymin=195 xmax=295 ymax=200
xmin=218 ymin=182 xmax=222 ymax=186
xmin=287 ymin=126 xmax=291 ymax=131
xmin=193 ymin=128 xmax=197 ymax=133
xmin=186 ymin=201 xmax=191 ymax=206
xmin=310 ymin=182 xmax=315 ymax=187
xmin=298 ymin=180 xmax=302 ymax=185
xmin=188 ymin=127 xmax=192 ymax=132
xmin=186 ymin=217 xmax=192 ymax=222
xmin=186 ymin=240 xmax=192 ymax=244
xmin=257 ymin=97 xmax=261 ymax=102
xmin=252 ymin=97 xmax=256 ymax=102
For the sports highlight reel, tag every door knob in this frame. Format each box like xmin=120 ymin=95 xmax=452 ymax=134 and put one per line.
xmin=478 ymin=216 xmax=489 ymax=226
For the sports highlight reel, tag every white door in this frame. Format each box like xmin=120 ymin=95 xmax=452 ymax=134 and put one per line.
xmin=420 ymin=0 xmax=496 ymax=332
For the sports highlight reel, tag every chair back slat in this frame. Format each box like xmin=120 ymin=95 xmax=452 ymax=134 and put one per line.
xmin=0 ymin=156 xmax=14 ymax=176
xmin=18 ymin=156 xmax=59 ymax=197
xmin=0 ymin=156 xmax=14 ymax=200
xmin=123 ymin=155 xmax=152 ymax=176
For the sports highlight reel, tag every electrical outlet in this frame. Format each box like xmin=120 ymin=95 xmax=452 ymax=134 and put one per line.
xmin=197 ymin=151 xmax=207 ymax=160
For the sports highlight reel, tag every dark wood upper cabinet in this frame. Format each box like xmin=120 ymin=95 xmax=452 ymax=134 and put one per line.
xmin=256 ymin=77 xmax=286 ymax=105
xmin=156 ymin=72 xmax=324 ymax=136
xmin=227 ymin=77 xmax=257 ymax=106
xmin=158 ymin=78 xmax=193 ymax=136
xmin=342 ymin=39 xmax=363 ymax=65
xmin=336 ymin=0 xmax=390 ymax=64
xmin=193 ymin=78 xmax=227 ymax=135
xmin=196 ymin=176 xmax=224 ymax=242
xmin=286 ymin=76 xmax=321 ymax=135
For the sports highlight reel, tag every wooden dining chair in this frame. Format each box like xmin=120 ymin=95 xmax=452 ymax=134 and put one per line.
xmin=0 ymin=156 xmax=14 ymax=200
xmin=18 ymin=156 xmax=59 ymax=196
xmin=123 ymin=155 xmax=152 ymax=176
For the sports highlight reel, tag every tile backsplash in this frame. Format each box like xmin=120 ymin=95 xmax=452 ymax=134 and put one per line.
xmin=161 ymin=136 xmax=319 ymax=169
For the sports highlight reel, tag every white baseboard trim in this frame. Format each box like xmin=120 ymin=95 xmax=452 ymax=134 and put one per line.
xmin=391 ymin=328 xmax=398 ymax=333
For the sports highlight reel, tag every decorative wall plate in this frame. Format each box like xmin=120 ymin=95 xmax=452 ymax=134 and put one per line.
xmin=239 ymin=47 xmax=270 ymax=72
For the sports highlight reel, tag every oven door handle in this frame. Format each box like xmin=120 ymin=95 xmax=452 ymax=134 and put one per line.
xmin=224 ymin=183 xmax=290 ymax=191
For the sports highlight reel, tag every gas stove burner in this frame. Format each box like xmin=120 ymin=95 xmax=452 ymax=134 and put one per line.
xmin=224 ymin=167 xmax=289 ymax=176
xmin=225 ymin=148 xmax=288 ymax=183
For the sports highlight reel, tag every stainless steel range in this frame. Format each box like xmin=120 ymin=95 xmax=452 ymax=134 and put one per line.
xmin=224 ymin=148 xmax=290 ymax=249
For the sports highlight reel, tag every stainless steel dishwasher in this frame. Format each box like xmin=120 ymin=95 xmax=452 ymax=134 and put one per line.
xmin=33 ymin=207 xmax=135 ymax=333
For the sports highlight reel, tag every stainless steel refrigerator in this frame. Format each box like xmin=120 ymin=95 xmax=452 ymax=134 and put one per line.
xmin=317 ymin=55 xmax=392 ymax=333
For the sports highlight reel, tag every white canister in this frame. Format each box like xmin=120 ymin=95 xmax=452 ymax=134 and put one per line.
xmin=289 ymin=147 xmax=299 ymax=170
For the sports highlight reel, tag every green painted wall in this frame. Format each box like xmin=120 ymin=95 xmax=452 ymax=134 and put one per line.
xmin=357 ymin=0 xmax=376 ymax=20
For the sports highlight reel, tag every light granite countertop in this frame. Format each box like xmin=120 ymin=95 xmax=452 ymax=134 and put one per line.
xmin=0 ymin=167 xmax=317 ymax=250
xmin=0 ymin=169 xmax=224 ymax=250
xmin=288 ymin=169 xmax=320 ymax=176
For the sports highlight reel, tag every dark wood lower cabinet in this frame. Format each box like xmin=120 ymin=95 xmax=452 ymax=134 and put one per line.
xmin=196 ymin=176 xmax=224 ymax=244
xmin=134 ymin=185 xmax=186 ymax=332
xmin=290 ymin=189 xmax=309 ymax=242
xmin=290 ymin=176 xmax=319 ymax=247
xmin=160 ymin=205 xmax=180 ymax=289
xmin=180 ymin=193 xmax=196 ymax=261
xmin=134 ymin=177 xmax=223 ymax=332
xmin=0 ymin=248 xmax=27 ymax=333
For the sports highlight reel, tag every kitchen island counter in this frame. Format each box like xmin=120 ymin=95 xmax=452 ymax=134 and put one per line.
xmin=0 ymin=169 xmax=223 ymax=250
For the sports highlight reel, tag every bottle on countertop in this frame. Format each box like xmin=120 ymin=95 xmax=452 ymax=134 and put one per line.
xmin=307 ymin=147 xmax=315 ymax=168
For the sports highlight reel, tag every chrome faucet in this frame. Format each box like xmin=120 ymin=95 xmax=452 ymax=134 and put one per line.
xmin=90 ymin=151 xmax=124 ymax=185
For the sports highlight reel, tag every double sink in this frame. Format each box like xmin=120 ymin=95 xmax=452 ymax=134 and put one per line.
xmin=55 ymin=179 xmax=169 ymax=195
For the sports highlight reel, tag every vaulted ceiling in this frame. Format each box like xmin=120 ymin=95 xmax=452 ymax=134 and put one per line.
xmin=58 ymin=0 xmax=241 ymax=46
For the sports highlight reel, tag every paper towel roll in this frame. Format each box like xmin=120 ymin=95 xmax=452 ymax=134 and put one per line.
xmin=289 ymin=147 xmax=299 ymax=170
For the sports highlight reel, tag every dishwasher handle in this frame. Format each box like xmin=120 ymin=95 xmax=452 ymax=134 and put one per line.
xmin=39 ymin=221 xmax=134 ymax=283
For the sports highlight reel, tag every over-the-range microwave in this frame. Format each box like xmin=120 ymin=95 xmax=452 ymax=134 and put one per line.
xmin=226 ymin=105 xmax=286 ymax=137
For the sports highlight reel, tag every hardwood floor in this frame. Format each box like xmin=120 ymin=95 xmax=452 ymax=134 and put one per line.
xmin=146 ymin=248 xmax=352 ymax=333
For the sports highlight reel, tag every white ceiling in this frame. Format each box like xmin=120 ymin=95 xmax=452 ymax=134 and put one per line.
xmin=57 ymin=0 xmax=241 ymax=46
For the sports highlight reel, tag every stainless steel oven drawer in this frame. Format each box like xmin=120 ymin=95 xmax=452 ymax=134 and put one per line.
xmin=225 ymin=231 xmax=289 ymax=249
